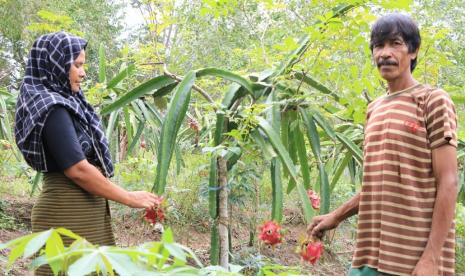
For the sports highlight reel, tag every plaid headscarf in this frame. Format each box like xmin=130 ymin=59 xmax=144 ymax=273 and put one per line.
xmin=14 ymin=31 xmax=114 ymax=177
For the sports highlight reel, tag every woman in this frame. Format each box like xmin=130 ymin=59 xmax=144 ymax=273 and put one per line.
xmin=14 ymin=32 xmax=158 ymax=275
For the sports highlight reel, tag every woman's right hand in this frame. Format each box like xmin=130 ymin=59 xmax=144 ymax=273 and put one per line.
xmin=126 ymin=191 xmax=161 ymax=209
xmin=307 ymin=212 xmax=340 ymax=239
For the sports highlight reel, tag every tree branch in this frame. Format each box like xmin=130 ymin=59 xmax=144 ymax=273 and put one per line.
xmin=163 ymin=64 xmax=216 ymax=108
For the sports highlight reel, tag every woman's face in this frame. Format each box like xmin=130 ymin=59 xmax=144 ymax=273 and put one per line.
xmin=69 ymin=50 xmax=86 ymax=93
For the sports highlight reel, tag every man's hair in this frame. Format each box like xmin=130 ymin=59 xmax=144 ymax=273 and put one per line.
xmin=370 ymin=13 xmax=421 ymax=72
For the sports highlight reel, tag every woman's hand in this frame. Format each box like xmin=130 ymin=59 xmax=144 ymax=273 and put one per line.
xmin=65 ymin=160 xmax=162 ymax=209
xmin=126 ymin=191 xmax=161 ymax=209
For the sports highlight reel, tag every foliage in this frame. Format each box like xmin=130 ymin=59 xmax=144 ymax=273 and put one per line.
xmin=0 ymin=0 xmax=123 ymax=88
xmin=0 ymin=201 xmax=23 ymax=230
xmin=72 ymin=0 xmax=465 ymax=267
xmin=0 ymin=227 xmax=235 ymax=275
xmin=0 ymin=227 xmax=312 ymax=275
xmin=457 ymin=203 xmax=465 ymax=273
xmin=1 ymin=0 xmax=465 ymax=273
xmin=233 ymin=249 xmax=304 ymax=276
xmin=457 ymin=203 xmax=465 ymax=238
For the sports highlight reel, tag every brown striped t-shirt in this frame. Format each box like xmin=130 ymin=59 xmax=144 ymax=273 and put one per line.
xmin=352 ymin=84 xmax=457 ymax=276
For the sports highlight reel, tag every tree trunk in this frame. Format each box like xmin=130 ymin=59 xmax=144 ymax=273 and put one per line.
xmin=217 ymin=157 xmax=229 ymax=269
xmin=119 ymin=131 xmax=128 ymax=161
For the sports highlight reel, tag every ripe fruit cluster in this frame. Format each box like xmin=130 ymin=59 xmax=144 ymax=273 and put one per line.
xmin=257 ymin=189 xmax=323 ymax=265
xmin=144 ymin=195 xmax=165 ymax=224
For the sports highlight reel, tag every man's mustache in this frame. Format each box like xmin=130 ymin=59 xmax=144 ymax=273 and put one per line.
xmin=377 ymin=59 xmax=398 ymax=67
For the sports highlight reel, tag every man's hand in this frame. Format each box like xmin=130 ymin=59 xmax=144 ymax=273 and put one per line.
xmin=411 ymin=251 xmax=439 ymax=276
xmin=307 ymin=212 xmax=340 ymax=239
xmin=307 ymin=193 xmax=360 ymax=239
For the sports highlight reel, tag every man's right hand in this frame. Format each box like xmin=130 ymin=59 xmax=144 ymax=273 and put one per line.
xmin=307 ymin=212 xmax=340 ymax=239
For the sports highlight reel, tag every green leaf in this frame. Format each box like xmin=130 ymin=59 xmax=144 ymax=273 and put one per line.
xmin=174 ymin=143 xmax=184 ymax=175
xmin=104 ymin=111 xmax=119 ymax=139
xmin=287 ymin=111 xmax=299 ymax=193
xmin=266 ymin=88 xmax=281 ymax=131
xmin=300 ymin=110 xmax=321 ymax=159
xmin=221 ymin=83 xmax=246 ymax=109
xmin=68 ymin=252 xmax=100 ymax=276
xmin=162 ymin=228 xmax=175 ymax=243
xmin=295 ymin=125 xmax=311 ymax=190
xmin=210 ymin=224 xmax=219 ymax=265
xmin=104 ymin=252 xmax=143 ymax=275
xmin=98 ymin=43 xmax=106 ymax=83
xmin=280 ymin=111 xmax=290 ymax=178
xmin=225 ymin=146 xmax=241 ymax=170
xmin=153 ymin=82 xmax=178 ymax=98
xmin=214 ymin=112 xmax=225 ymax=146
xmin=165 ymin=243 xmax=187 ymax=262
xmin=0 ymin=95 xmax=14 ymax=144
xmin=101 ymin=75 xmax=176 ymax=115
xmin=336 ymin=132 xmax=363 ymax=165
xmin=300 ymin=110 xmax=331 ymax=214
xmin=45 ymin=230 xmax=65 ymax=275
xmin=451 ymin=94 xmax=465 ymax=104
xmin=56 ymin=228 xmax=82 ymax=240
xmin=176 ymin=244 xmax=204 ymax=268
xmin=30 ymin=255 xmax=48 ymax=269
xmin=123 ymin=107 xmax=133 ymax=142
xmin=130 ymin=101 xmax=144 ymax=121
xmin=30 ymin=172 xmax=42 ymax=196
xmin=256 ymin=116 xmax=297 ymax=180
xmin=319 ymin=163 xmax=330 ymax=214
xmin=330 ymin=151 xmax=352 ymax=192
xmin=126 ymin=119 xmax=145 ymax=157
xmin=196 ymin=67 xmax=254 ymax=93
xmin=272 ymin=35 xmax=310 ymax=78
xmin=144 ymin=102 xmax=163 ymax=126
xmin=24 ymin=229 xmax=53 ymax=258
xmin=7 ymin=234 xmax=36 ymax=266
xmin=270 ymin=158 xmax=283 ymax=222
xmin=312 ymin=111 xmax=337 ymax=141
xmin=106 ymin=63 xmax=136 ymax=89
xmin=256 ymin=116 xmax=313 ymax=223
xmin=154 ymin=71 xmax=195 ymax=194
xmin=0 ymin=90 xmax=12 ymax=97
xmin=293 ymin=72 xmax=340 ymax=102
xmin=251 ymin=130 xmax=276 ymax=159
xmin=208 ymin=157 xmax=218 ymax=219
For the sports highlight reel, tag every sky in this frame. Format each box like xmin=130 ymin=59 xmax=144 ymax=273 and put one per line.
xmin=120 ymin=0 xmax=145 ymax=39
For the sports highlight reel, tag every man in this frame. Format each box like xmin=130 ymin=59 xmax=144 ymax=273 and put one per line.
xmin=308 ymin=14 xmax=457 ymax=276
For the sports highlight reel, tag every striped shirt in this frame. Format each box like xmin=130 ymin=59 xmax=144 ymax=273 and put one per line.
xmin=352 ymin=84 xmax=457 ymax=276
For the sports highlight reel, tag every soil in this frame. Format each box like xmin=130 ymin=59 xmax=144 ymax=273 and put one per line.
xmin=0 ymin=195 xmax=34 ymax=276
xmin=0 ymin=196 xmax=355 ymax=275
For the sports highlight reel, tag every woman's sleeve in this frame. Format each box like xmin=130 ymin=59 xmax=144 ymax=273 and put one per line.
xmin=43 ymin=107 xmax=86 ymax=171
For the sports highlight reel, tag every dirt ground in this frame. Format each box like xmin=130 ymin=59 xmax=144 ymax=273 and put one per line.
xmin=0 ymin=196 xmax=354 ymax=275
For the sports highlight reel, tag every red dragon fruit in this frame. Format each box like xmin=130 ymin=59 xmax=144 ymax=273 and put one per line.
xmin=144 ymin=195 xmax=165 ymax=224
xmin=307 ymin=190 xmax=320 ymax=210
xmin=258 ymin=220 xmax=282 ymax=246
xmin=299 ymin=239 xmax=323 ymax=265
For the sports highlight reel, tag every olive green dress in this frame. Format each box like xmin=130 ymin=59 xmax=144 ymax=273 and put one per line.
xmin=32 ymin=173 xmax=115 ymax=275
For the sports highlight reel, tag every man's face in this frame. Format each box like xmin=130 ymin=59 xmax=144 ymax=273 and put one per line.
xmin=68 ymin=50 xmax=86 ymax=93
xmin=372 ymin=36 xmax=417 ymax=82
